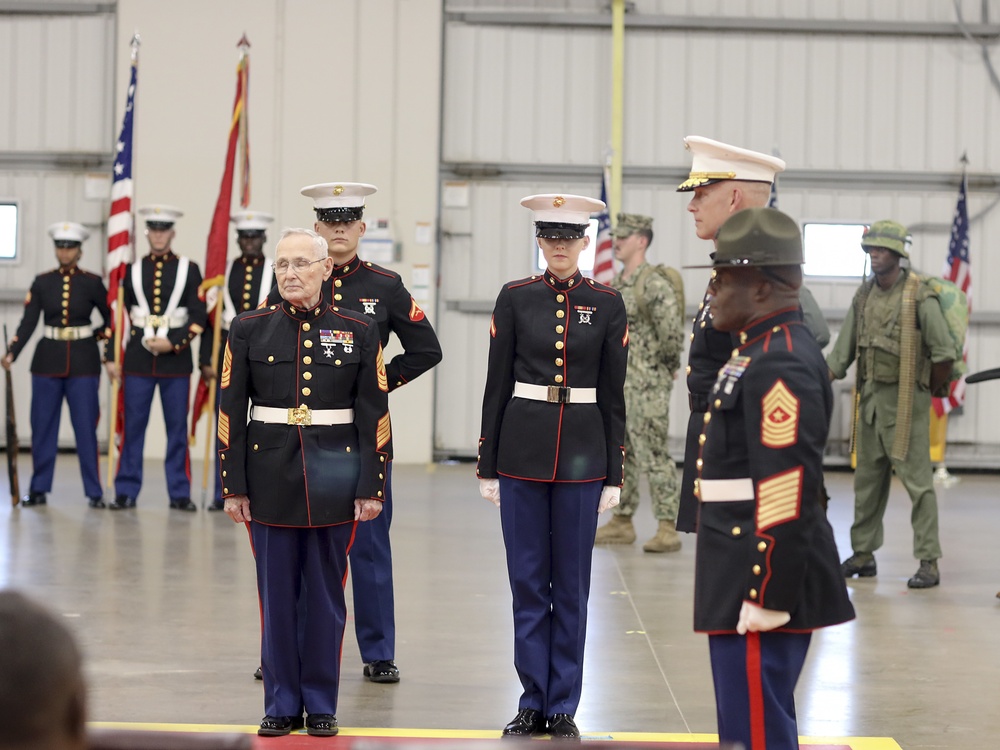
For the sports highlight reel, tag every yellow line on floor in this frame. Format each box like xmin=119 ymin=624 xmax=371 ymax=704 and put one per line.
xmin=87 ymin=723 xmax=903 ymax=748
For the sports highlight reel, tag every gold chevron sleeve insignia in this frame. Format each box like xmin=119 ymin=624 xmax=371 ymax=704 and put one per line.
xmin=761 ymin=379 xmax=799 ymax=449
xmin=376 ymin=345 xmax=388 ymax=392
xmin=217 ymin=411 xmax=230 ymax=448
xmin=220 ymin=342 xmax=232 ymax=389
xmin=622 ymin=323 xmax=630 ymax=347
xmin=376 ymin=412 xmax=391 ymax=450
xmin=756 ymin=466 xmax=803 ymax=531
xmin=490 ymin=314 xmax=496 ymax=338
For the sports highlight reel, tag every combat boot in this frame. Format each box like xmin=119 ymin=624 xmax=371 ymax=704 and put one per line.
xmin=594 ymin=515 xmax=636 ymax=545
xmin=643 ymin=520 xmax=682 ymax=553
xmin=907 ymin=559 xmax=940 ymax=589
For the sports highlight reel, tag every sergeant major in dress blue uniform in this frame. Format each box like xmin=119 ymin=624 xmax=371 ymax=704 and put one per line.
xmin=262 ymin=182 xmax=442 ymax=684
xmin=199 ymin=209 xmax=275 ymax=511
xmin=3 ymin=222 xmax=111 ymax=508
xmin=478 ymin=194 xmax=628 ymax=741
xmin=690 ymin=208 xmax=854 ymax=750
xmin=221 ymin=228 xmax=390 ymax=737
xmin=106 ymin=205 xmax=207 ymax=511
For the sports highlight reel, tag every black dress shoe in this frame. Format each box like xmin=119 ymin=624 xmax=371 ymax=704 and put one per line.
xmin=254 ymin=666 xmax=263 ymax=680
xmin=363 ymin=659 xmax=400 ymax=683
xmin=841 ymin=553 xmax=877 ymax=578
xmin=88 ymin=496 xmax=106 ymax=509
xmin=501 ymin=708 xmax=545 ymax=738
xmin=108 ymin=495 xmax=136 ymax=510
xmin=547 ymin=714 xmax=580 ymax=740
xmin=257 ymin=715 xmax=304 ymax=736
xmin=169 ymin=497 xmax=197 ymax=512
xmin=21 ymin=492 xmax=47 ymax=507
xmin=207 ymin=500 xmax=225 ymax=512
xmin=306 ymin=714 xmax=338 ymax=737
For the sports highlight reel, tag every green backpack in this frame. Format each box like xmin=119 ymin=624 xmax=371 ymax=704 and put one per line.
xmin=919 ymin=275 xmax=969 ymax=380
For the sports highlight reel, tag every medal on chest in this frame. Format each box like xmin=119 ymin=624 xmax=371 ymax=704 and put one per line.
xmin=574 ymin=305 xmax=596 ymax=325
xmin=359 ymin=297 xmax=379 ymax=316
xmin=712 ymin=355 xmax=751 ymax=396
xmin=320 ymin=329 xmax=354 ymax=357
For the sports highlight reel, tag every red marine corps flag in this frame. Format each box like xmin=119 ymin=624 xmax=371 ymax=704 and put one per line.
xmin=191 ymin=37 xmax=252 ymax=503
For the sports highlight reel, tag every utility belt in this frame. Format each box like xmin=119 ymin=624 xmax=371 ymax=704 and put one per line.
xmin=251 ymin=404 xmax=354 ymax=427
xmin=513 ymin=381 xmax=597 ymax=405
xmin=43 ymin=325 xmax=93 ymax=341
xmin=698 ymin=478 xmax=754 ymax=503
xmin=688 ymin=392 xmax=709 ymax=412
xmin=131 ymin=312 xmax=189 ymax=329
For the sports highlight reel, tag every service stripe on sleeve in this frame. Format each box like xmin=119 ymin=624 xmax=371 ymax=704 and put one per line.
xmin=376 ymin=412 xmax=391 ymax=451
xmin=756 ymin=466 xmax=803 ymax=531
xmin=217 ymin=411 xmax=230 ymax=448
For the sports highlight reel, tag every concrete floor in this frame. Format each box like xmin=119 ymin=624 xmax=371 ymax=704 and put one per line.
xmin=1 ymin=457 xmax=998 ymax=748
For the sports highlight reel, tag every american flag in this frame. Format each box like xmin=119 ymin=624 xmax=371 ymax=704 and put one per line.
xmin=106 ymin=56 xmax=137 ymax=308
xmin=591 ymin=170 xmax=614 ymax=284
xmin=933 ymin=172 xmax=971 ymax=416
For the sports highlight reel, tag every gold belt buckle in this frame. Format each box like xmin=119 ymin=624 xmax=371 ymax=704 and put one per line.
xmin=287 ymin=405 xmax=313 ymax=426
xmin=546 ymin=385 xmax=569 ymax=404
xmin=147 ymin=315 xmax=167 ymax=328
xmin=56 ymin=328 xmax=76 ymax=341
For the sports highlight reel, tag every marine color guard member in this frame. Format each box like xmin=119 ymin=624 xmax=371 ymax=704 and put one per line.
xmin=3 ymin=222 xmax=110 ymax=507
xmin=106 ymin=205 xmax=207 ymax=511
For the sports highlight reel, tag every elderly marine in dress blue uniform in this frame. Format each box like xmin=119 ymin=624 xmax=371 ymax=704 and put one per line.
xmin=478 ymin=193 xmax=629 ymax=741
xmin=690 ymin=208 xmax=854 ymax=750
xmin=106 ymin=205 xmax=207 ymax=511
xmin=3 ymin=222 xmax=111 ymax=508
xmin=262 ymin=182 xmax=442 ymax=684
xmin=198 ymin=209 xmax=275 ymax=511
xmin=221 ymin=228 xmax=390 ymax=738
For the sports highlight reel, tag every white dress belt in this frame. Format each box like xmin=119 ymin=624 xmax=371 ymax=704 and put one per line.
xmin=130 ymin=311 xmax=189 ymax=329
xmin=699 ymin=478 xmax=755 ymax=503
xmin=250 ymin=404 xmax=354 ymax=427
xmin=513 ymin=381 xmax=598 ymax=404
xmin=43 ymin=325 xmax=93 ymax=341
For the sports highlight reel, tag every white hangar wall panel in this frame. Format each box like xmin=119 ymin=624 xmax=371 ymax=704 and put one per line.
xmin=437 ymin=2 xmax=1000 ymax=461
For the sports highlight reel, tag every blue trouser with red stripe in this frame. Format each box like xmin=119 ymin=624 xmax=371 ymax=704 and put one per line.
xmin=251 ymin=521 xmax=355 ymax=718
xmin=349 ymin=461 xmax=394 ymax=663
xmin=115 ymin=375 xmax=191 ymax=501
xmin=708 ymin=631 xmax=812 ymax=750
xmin=29 ymin=374 xmax=101 ymax=498
xmin=498 ymin=476 xmax=601 ymax=717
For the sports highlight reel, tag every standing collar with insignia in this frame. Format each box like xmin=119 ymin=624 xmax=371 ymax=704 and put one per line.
xmin=737 ymin=306 xmax=803 ymax=348
xmin=542 ymin=269 xmax=584 ymax=292
xmin=146 ymin=250 xmax=177 ymax=262
xmin=332 ymin=256 xmax=361 ymax=278
xmin=281 ymin=296 xmax=327 ymax=321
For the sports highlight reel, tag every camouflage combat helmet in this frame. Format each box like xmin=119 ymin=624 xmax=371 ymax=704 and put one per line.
xmin=861 ymin=220 xmax=910 ymax=259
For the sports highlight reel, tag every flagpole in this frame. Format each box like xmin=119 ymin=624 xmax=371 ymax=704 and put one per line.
xmin=198 ymin=35 xmax=251 ymax=507
xmin=106 ymin=33 xmax=140 ymax=496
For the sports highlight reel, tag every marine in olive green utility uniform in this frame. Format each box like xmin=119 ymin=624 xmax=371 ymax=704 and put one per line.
xmin=827 ymin=220 xmax=955 ymax=589
xmin=595 ymin=213 xmax=685 ymax=552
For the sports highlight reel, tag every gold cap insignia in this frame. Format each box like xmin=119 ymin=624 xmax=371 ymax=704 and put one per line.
xmin=333 ymin=185 xmax=345 ymax=195
xmin=552 ymin=196 xmax=565 ymax=208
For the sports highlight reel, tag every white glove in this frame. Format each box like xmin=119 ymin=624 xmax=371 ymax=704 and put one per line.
xmin=598 ymin=486 xmax=621 ymax=514
xmin=479 ymin=478 xmax=500 ymax=507
xmin=736 ymin=601 xmax=791 ymax=635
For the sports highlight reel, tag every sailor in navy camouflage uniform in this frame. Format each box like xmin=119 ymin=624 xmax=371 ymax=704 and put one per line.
xmin=106 ymin=206 xmax=207 ymax=511
xmin=199 ymin=209 xmax=275 ymax=511
xmin=221 ymin=228 xmax=389 ymax=738
xmin=690 ymin=208 xmax=854 ymax=750
xmin=478 ymin=194 xmax=628 ymax=741
xmin=263 ymin=182 xmax=442 ymax=684
xmin=3 ymin=222 xmax=111 ymax=508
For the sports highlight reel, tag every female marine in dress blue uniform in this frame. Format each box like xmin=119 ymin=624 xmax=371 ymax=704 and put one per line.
xmin=478 ymin=194 xmax=628 ymax=740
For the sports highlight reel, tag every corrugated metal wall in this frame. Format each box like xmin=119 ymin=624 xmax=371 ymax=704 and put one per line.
xmin=435 ymin=1 xmax=1000 ymax=463
xmin=0 ymin=8 xmax=115 ymax=447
